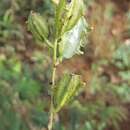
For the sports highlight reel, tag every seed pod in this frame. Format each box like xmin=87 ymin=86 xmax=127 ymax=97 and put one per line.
xmin=55 ymin=0 xmax=67 ymax=37
xmin=58 ymin=17 xmax=88 ymax=60
xmin=53 ymin=73 xmax=85 ymax=112
xmin=52 ymin=0 xmax=59 ymax=4
xmin=61 ymin=0 xmax=84 ymax=34
xmin=55 ymin=0 xmax=84 ymax=37
xmin=27 ymin=11 xmax=49 ymax=43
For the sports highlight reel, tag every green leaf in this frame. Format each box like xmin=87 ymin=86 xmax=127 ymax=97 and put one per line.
xmin=113 ymin=44 xmax=130 ymax=68
xmin=18 ymin=76 xmax=41 ymax=100
xmin=53 ymin=73 xmax=84 ymax=112
xmin=3 ymin=9 xmax=14 ymax=25
xmin=58 ymin=17 xmax=88 ymax=60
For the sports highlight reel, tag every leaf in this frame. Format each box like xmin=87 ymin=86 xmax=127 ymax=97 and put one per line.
xmin=53 ymin=73 xmax=85 ymax=112
xmin=3 ymin=9 xmax=14 ymax=25
xmin=58 ymin=17 xmax=88 ymax=59
xmin=119 ymin=71 xmax=130 ymax=80
xmin=18 ymin=76 xmax=41 ymax=100
xmin=31 ymin=110 xmax=49 ymax=127
xmin=102 ymin=106 xmax=127 ymax=129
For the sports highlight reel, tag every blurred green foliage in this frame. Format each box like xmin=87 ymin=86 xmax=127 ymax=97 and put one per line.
xmin=0 ymin=0 xmax=130 ymax=130
xmin=0 ymin=56 xmax=50 ymax=130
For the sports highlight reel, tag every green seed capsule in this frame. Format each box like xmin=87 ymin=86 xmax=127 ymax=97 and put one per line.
xmin=61 ymin=0 xmax=84 ymax=34
xmin=27 ymin=11 xmax=49 ymax=43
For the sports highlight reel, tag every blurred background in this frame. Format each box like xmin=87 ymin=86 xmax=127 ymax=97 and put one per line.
xmin=0 ymin=0 xmax=130 ymax=130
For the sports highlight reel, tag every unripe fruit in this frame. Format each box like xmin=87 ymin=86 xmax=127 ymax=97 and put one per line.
xmin=27 ymin=11 xmax=49 ymax=43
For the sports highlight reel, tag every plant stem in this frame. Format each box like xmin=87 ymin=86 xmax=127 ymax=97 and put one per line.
xmin=44 ymin=37 xmax=53 ymax=48
xmin=48 ymin=40 xmax=58 ymax=130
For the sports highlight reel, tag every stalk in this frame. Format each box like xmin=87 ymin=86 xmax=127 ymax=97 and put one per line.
xmin=48 ymin=40 xmax=58 ymax=130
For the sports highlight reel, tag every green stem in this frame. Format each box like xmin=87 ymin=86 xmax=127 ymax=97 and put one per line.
xmin=48 ymin=40 xmax=58 ymax=130
xmin=44 ymin=37 xmax=54 ymax=48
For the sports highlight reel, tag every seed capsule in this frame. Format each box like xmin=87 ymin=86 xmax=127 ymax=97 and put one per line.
xmin=52 ymin=0 xmax=59 ymax=4
xmin=27 ymin=11 xmax=49 ymax=43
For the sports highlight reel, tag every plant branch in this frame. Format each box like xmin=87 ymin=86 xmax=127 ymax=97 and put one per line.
xmin=48 ymin=40 xmax=58 ymax=130
xmin=44 ymin=37 xmax=54 ymax=48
